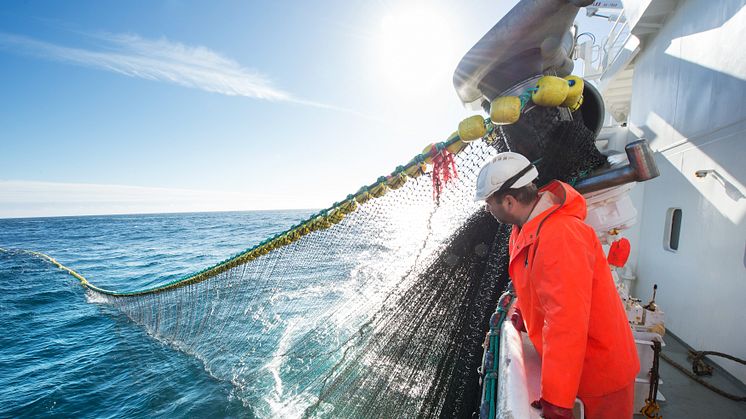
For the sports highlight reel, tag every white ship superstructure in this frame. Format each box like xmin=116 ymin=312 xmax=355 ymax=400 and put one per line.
xmin=584 ymin=0 xmax=746 ymax=385
xmin=456 ymin=0 xmax=746 ymax=417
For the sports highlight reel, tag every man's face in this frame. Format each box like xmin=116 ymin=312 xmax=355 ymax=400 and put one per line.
xmin=485 ymin=194 xmax=514 ymax=225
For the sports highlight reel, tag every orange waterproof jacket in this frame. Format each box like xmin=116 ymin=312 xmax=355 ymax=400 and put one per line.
xmin=508 ymin=180 xmax=639 ymax=409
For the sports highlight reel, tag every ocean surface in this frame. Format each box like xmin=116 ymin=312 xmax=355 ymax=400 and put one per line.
xmin=0 ymin=210 xmax=314 ymax=418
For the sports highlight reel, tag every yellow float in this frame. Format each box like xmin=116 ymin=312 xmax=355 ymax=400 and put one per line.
xmin=457 ymin=115 xmax=487 ymax=142
xmin=445 ymin=131 xmax=469 ymax=154
xmin=421 ymin=143 xmax=437 ymax=165
xmin=532 ymin=75 xmax=570 ymax=107
xmin=404 ymin=162 xmax=427 ymax=178
xmin=338 ymin=198 xmax=358 ymax=214
xmin=562 ymin=75 xmax=584 ymax=111
xmin=490 ymin=96 xmax=521 ymax=125
xmin=386 ymin=172 xmax=407 ymax=190
xmin=355 ymin=190 xmax=372 ymax=204
xmin=369 ymin=182 xmax=388 ymax=198
xmin=327 ymin=208 xmax=345 ymax=224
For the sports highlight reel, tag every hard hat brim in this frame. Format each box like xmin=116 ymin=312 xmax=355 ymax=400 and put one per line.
xmin=474 ymin=165 xmax=538 ymax=201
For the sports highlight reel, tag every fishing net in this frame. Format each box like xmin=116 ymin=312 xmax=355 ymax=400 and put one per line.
xmin=32 ymin=105 xmax=606 ymax=418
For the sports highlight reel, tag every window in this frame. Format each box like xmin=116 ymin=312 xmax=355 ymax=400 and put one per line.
xmin=664 ymin=208 xmax=683 ymax=252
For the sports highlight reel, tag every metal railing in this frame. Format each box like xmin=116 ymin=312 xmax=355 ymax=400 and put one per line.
xmin=601 ymin=10 xmax=632 ymax=73
xmin=578 ymin=7 xmax=631 ymax=79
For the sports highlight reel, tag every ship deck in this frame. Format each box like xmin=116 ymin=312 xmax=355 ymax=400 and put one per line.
xmin=655 ymin=331 xmax=746 ymax=418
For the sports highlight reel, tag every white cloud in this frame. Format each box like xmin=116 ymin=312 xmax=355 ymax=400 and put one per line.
xmin=0 ymin=180 xmax=315 ymax=218
xmin=0 ymin=31 xmax=316 ymax=104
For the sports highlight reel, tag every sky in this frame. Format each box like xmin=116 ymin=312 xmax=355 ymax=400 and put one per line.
xmin=0 ymin=1 xmax=612 ymax=218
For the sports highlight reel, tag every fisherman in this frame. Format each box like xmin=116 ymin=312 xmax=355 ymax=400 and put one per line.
xmin=475 ymin=152 xmax=640 ymax=419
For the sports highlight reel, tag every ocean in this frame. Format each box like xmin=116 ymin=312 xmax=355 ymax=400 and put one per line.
xmin=0 ymin=210 xmax=314 ymax=418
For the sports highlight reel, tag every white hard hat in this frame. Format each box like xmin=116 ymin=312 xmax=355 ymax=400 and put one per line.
xmin=474 ymin=152 xmax=539 ymax=201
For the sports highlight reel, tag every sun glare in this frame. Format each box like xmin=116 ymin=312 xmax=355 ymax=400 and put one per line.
xmin=378 ymin=5 xmax=458 ymax=95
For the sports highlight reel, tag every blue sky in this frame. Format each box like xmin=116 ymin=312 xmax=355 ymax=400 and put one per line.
xmin=0 ymin=1 xmax=609 ymax=218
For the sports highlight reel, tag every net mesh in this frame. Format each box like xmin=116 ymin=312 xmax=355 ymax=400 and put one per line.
xmin=82 ymin=107 xmax=604 ymax=418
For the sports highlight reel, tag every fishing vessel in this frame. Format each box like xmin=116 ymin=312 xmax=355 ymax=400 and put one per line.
xmin=2 ymin=1 xmax=744 ymax=418
xmin=454 ymin=0 xmax=746 ymax=417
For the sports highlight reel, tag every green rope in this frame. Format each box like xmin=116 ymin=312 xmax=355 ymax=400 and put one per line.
xmin=4 ymin=130 xmax=475 ymax=297
xmin=479 ymin=284 xmax=515 ymax=419
xmin=12 ymin=81 xmax=584 ymax=298
xmin=568 ymin=167 xmax=593 ymax=187
xmin=518 ymin=88 xmax=537 ymax=111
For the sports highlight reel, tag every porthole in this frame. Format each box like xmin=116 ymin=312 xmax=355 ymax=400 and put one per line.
xmin=664 ymin=208 xmax=682 ymax=252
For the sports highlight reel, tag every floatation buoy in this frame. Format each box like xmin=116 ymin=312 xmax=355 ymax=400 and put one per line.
xmin=458 ymin=115 xmax=487 ymax=142
xmin=386 ymin=172 xmax=407 ymax=190
xmin=297 ymin=225 xmax=310 ymax=236
xmin=445 ymin=131 xmax=469 ymax=155
xmin=290 ymin=227 xmax=305 ymax=241
xmin=369 ymin=180 xmax=388 ymax=198
xmin=327 ymin=208 xmax=345 ymax=224
xmin=532 ymin=75 xmax=570 ymax=107
xmin=309 ymin=216 xmax=331 ymax=231
xmin=277 ymin=234 xmax=291 ymax=246
xmin=446 ymin=140 xmax=467 ymax=155
xmin=562 ymin=75 xmax=584 ymax=111
xmin=421 ymin=143 xmax=437 ymax=165
xmin=490 ymin=96 xmax=521 ymax=125
xmin=404 ymin=161 xmax=427 ymax=178
xmin=338 ymin=198 xmax=358 ymax=214
xmin=354 ymin=187 xmax=372 ymax=204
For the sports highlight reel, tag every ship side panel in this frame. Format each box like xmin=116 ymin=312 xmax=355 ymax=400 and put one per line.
xmin=625 ymin=0 xmax=746 ymax=384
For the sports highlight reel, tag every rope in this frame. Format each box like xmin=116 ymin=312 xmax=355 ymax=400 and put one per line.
xmin=478 ymin=284 xmax=515 ymax=419
xmin=2 ymin=81 xmax=560 ymax=299
xmin=690 ymin=351 xmax=746 ymax=376
xmin=0 ymin=247 xmax=99 ymax=290
xmin=3 ymin=128 xmax=480 ymax=298
xmin=660 ymin=351 xmax=746 ymax=402
xmin=518 ymin=89 xmax=535 ymax=110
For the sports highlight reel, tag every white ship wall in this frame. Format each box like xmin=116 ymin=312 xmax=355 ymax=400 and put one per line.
xmin=624 ymin=0 xmax=746 ymax=383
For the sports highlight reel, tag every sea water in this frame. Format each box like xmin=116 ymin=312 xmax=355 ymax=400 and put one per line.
xmin=0 ymin=210 xmax=314 ymax=418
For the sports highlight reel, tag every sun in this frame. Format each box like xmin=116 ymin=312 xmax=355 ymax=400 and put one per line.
xmin=377 ymin=4 xmax=458 ymax=95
